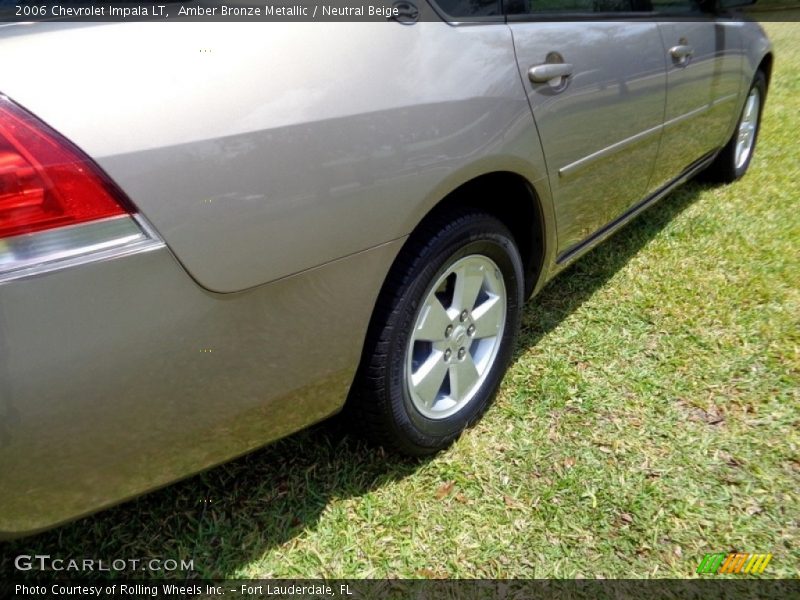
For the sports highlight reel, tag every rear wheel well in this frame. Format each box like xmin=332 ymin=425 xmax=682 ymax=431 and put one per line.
xmin=759 ymin=53 xmax=774 ymax=91
xmin=418 ymin=172 xmax=545 ymax=297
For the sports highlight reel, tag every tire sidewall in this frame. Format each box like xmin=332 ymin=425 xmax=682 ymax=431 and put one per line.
xmin=384 ymin=219 xmax=523 ymax=450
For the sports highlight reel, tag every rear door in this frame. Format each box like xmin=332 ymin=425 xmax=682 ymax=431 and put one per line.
xmin=507 ymin=3 xmax=667 ymax=257
xmin=651 ymin=4 xmax=743 ymax=188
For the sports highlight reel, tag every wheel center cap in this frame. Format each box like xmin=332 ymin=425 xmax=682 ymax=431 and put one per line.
xmin=453 ymin=326 xmax=467 ymax=347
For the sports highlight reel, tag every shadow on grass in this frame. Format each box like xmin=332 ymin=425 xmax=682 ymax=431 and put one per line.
xmin=0 ymin=181 xmax=709 ymax=580
xmin=515 ymin=181 xmax=708 ymax=357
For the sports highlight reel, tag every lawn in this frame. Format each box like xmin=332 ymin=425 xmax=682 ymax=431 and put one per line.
xmin=2 ymin=20 xmax=798 ymax=580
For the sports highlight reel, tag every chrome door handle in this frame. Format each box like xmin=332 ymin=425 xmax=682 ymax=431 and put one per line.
xmin=528 ymin=63 xmax=574 ymax=83
xmin=669 ymin=44 xmax=694 ymax=61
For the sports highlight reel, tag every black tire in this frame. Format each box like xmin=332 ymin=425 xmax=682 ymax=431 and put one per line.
xmin=704 ymin=70 xmax=766 ymax=183
xmin=347 ymin=209 xmax=524 ymax=456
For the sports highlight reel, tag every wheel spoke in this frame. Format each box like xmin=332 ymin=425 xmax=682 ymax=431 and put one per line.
xmin=411 ymin=352 xmax=449 ymax=407
xmin=472 ymin=295 xmax=504 ymax=339
xmin=452 ymin=264 xmax=484 ymax=313
xmin=413 ymin=296 xmax=451 ymax=342
xmin=406 ymin=253 xmax=507 ymax=419
xmin=449 ymin=356 xmax=480 ymax=401
xmin=745 ymin=94 xmax=757 ymax=120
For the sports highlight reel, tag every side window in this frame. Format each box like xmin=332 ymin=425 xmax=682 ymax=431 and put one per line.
xmin=505 ymin=0 xmax=661 ymax=13
xmin=434 ymin=0 xmax=502 ymax=18
xmin=649 ymin=0 xmax=703 ymax=13
xmin=507 ymin=0 xmax=594 ymax=11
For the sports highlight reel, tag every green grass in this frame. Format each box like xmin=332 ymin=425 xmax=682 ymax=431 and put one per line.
xmin=2 ymin=21 xmax=798 ymax=581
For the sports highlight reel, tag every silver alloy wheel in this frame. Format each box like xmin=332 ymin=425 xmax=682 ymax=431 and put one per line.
xmin=735 ymin=87 xmax=761 ymax=170
xmin=405 ymin=254 xmax=507 ymax=420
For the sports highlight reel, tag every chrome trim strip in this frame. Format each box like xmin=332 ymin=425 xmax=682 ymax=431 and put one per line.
xmin=0 ymin=215 xmax=165 ymax=284
xmin=661 ymin=94 xmax=736 ymax=132
xmin=558 ymin=94 xmax=738 ymax=179
xmin=558 ymin=122 xmax=663 ymax=178
xmin=713 ymin=92 xmax=739 ymax=106
xmin=663 ymin=103 xmax=709 ymax=130
xmin=556 ymin=150 xmax=717 ymax=266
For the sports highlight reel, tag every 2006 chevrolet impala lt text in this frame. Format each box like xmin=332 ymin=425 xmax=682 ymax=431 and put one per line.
xmin=0 ymin=0 xmax=771 ymax=536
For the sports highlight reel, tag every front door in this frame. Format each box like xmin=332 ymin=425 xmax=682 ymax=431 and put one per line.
xmin=508 ymin=8 xmax=667 ymax=257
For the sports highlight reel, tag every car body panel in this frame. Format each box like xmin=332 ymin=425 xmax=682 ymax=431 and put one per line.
xmin=0 ymin=239 xmax=403 ymax=536
xmin=0 ymin=20 xmax=549 ymax=293
xmin=649 ymin=19 xmax=744 ymax=190
xmin=509 ymin=21 xmax=667 ymax=256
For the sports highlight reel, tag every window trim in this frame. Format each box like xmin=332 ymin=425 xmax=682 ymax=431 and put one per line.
xmin=505 ymin=11 xmax=715 ymax=21
xmin=426 ymin=0 xmax=718 ymax=23
xmin=425 ymin=0 xmax=506 ymax=24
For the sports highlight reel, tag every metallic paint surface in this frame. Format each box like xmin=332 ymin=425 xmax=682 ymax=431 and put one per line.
xmin=0 ymin=21 xmax=549 ymax=293
xmin=509 ymin=22 xmax=667 ymax=255
xmin=650 ymin=20 xmax=744 ymax=190
xmin=0 ymin=240 xmax=403 ymax=536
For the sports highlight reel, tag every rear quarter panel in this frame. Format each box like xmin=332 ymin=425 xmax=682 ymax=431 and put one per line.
xmin=0 ymin=20 xmax=551 ymax=293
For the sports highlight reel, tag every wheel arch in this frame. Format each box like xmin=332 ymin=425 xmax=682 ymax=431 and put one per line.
xmin=758 ymin=52 xmax=774 ymax=92
xmin=412 ymin=171 xmax=549 ymax=299
xmin=343 ymin=172 xmax=548 ymax=449
xmin=344 ymin=170 xmax=550 ymax=416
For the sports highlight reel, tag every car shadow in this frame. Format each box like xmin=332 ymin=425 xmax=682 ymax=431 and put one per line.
xmin=0 ymin=181 xmax=709 ymax=580
xmin=514 ymin=181 xmax=708 ymax=360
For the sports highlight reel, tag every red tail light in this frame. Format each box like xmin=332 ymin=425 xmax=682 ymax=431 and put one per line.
xmin=0 ymin=96 xmax=130 ymax=239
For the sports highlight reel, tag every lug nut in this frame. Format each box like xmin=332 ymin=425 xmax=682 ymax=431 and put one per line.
xmin=444 ymin=349 xmax=452 ymax=361
xmin=457 ymin=347 xmax=466 ymax=360
xmin=467 ymin=324 xmax=475 ymax=336
xmin=445 ymin=325 xmax=453 ymax=338
xmin=460 ymin=310 xmax=469 ymax=322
